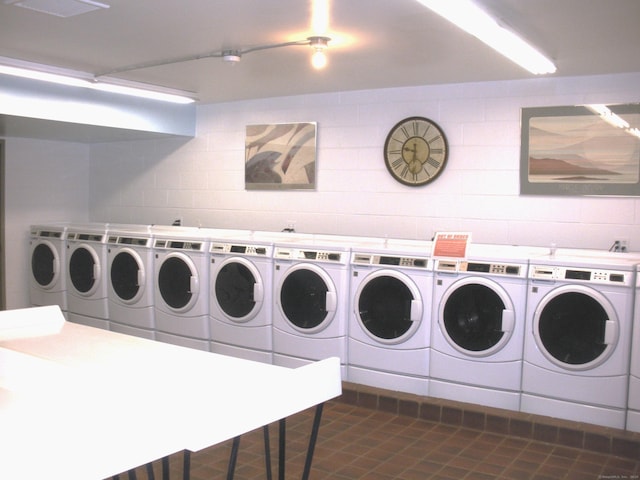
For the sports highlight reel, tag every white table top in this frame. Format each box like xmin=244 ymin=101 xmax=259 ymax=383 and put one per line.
xmin=0 ymin=306 xmax=341 ymax=480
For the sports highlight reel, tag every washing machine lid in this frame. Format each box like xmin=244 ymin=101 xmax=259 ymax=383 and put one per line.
xmin=31 ymin=241 xmax=60 ymax=288
xmin=68 ymin=244 xmax=101 ymax=295
xmin=439 ymin=278 xmax=514 ymax=355
xmin=278 ymin=263 xmax=337 ymax=332
xmin=533 ymin=285 xmax=619 ymax=369
xmin=110 ymin=248 xmax=146 ymax=302
xmin=157 ymin=253 xmax=200 ymax=310
xmin=355 ymin=269 xmax=423 ymax=344
xmin=214 ymin=257 xmax=263 ymax=322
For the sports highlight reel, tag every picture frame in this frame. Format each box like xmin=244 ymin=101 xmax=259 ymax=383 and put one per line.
xmin=520 ymin=104 xmax=640 ymax=196
xmin=245 ymin=122 xmax=317 ymax=190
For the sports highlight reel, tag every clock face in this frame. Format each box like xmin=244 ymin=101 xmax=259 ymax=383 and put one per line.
xmin=383 ymin=116 xmax=448 ymax=186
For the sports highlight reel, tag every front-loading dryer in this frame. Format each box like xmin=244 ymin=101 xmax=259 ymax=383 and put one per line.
xmin=627 ymin=263 xmax=640 ymax=432
xmin=348 ymin=241 xmax=433 ymax=395
xmin=209 ymin=238 xmax=274 ymax=363
xmin=522 ymin=253 xmax=636 ymax=429
xmin=29 ymin=223 xmax=68 ymax=313
xmin=272 ymin=238 xmax=351 ymax=373
xmin=430 ymin=244 xmax=530 ymax=411
xmin=153 ymin=227 xmax=211 ymax=351
xmin=65 ymin=223 xmax=110 ymax=330
xmin=106 ymin=224 xmax=155 ymax=340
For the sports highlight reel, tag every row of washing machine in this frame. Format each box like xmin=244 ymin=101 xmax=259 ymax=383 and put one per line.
xmin=28 ymin=223 xmax=640 ymax=431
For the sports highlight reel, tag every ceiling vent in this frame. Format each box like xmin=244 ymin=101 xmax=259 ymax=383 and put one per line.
xmin=4 ymin=0 xmax=109 ymax=17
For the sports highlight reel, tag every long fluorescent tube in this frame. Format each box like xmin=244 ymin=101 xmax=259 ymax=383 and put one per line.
xmin=416 ymin=0 xmax=556 ymax=75
xmin=0 ymin=57 xmax=196 ymax=104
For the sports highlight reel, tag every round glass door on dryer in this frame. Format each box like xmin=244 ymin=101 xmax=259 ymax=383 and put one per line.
xmin=272 ymin=243 xmax=350 ymax=370
xmin=209 ymin=241 xmax=274 ymax=363
xmin=29 ymin=224 xmax=68 ymax=312
xmin=430 ymin=257 xmax=528 ymax=411
xmin=107 ymin=228 xmax=155 ymax=339
xmin=348 ymin=248 xmax=433 ymax=396
xmin=65 ymin=224 xmax=109 ymax=330
xmin=153 ymin=232 xmax=210 ymax=351
xmin=522 ymin=258 xmax=636 ymax=429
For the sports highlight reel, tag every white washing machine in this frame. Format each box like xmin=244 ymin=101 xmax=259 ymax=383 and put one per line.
xmin=627 ymin=263 xmax=640 ymax=432
xmin=65 ymin=223 xmax=110 ymax=330
xmin=209 ymin=238 xmax=274 ymax=363
xmin=430 ymin=244 xmax=530 ymax=411
xmin=106 ymin=224 xmax=155 ymax=340
xmin=152 ymin=227 xmax=211 ymax=351
xmin=272 ymin=238 xmax=351 ymax=373
xmin=347 ymin=241 xmax=433 ymax=395
xmin=29 ymin=223 xmax=68 ymax=313
xmin=522 ymin=253 xmax=637 ymax=429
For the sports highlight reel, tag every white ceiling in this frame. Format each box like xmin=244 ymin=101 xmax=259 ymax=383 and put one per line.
xmin=1 ymin=0 xmax=639 ymax=105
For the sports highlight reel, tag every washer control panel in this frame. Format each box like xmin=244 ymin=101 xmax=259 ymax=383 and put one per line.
xmin=351 ymin=253 xmax=431 ymax=270
xmin=154 ymin=238 xmax=206 ymax=252
xmin=274 ymin=247 xmax=347 ymax=264
xmin=530 ymin=265 xmax=632 ymax=286
xmin=210 ymin=242 xmax=272 ymax=257
xmin=435 ymin=260 xmax=524 ymax=277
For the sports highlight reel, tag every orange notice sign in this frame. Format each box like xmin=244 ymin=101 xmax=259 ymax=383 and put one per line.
xmin=433 ymin=232 xmax=471 ymax=258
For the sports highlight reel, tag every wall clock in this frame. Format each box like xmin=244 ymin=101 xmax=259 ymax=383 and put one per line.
xmin=383 ymin=116 xmax=448 ymax=186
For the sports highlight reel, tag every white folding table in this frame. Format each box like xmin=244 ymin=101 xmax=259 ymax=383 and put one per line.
xmin=0 ymin=306 xmax=342 ymax=480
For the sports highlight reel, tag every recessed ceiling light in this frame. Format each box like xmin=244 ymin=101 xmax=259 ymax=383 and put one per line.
xmin=4 ymin=0 xmax=109 ymax=18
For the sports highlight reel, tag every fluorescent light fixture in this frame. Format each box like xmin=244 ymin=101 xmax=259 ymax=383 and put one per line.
xmin=0 ymin=56 xmax=196 ymax=104
xmin=416 ymin=0 xmax=556 ymax=75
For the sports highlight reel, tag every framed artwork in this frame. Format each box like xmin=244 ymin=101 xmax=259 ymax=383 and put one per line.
xmin=245 ymin=122 xmax=317 ymax=190
xmin=520 ymin=104 xmax=640 ymax=196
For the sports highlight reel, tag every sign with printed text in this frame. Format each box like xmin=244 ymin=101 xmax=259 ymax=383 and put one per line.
xmin=433 ymin=232 xmax=471 ymax=259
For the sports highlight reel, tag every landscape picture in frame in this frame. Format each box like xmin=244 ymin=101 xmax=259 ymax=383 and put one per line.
xmin=520 ymin=104 xmax=640 ymax=196
xmin=245 ymin=122 xmax=317 ymax=190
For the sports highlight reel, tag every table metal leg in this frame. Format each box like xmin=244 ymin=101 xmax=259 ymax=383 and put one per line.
xmin=182 ymin=450 xmax=191 ymax=480
xmin=263 ymin=425 xmax=273 ymax=480
xmin=278 ymin=418 xmax=286 ymax=480
xmin=226 ymin=435 xmax=241 ymax=480
xmin=301 ymin=403 xmax=324 ymax=480
xmin=161 ymin=456 xmax=170 ymax=480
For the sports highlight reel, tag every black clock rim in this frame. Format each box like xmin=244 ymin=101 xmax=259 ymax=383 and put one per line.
xmin=383 ymin=116 xmax=449 ymax=187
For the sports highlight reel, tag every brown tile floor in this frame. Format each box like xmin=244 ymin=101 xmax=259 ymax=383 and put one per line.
xmin=123 ymin=400 xmax=640 ymax=480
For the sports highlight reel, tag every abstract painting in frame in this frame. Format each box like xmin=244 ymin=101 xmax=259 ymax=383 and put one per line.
xmin=520 ymin=104 xmax=640 ymax=196
xmin=245 ymin=122 xmax=317 ymax=190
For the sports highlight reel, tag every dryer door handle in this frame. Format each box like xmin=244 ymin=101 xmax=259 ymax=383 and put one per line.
xmin=53 ymin=257 xmax=60 ymax=276
xmin=410 ymin=300 xmax=422 ymax=322
xmin=604 ymin=319 xmax=617 ymax=345
xmin=325 ymin=291 xmax=337 ymax=312
xmin=92 ymin=264 xmax=99 ymax=281
xmin=253 ymin=282 xmax=263 ymax=302
xmin=189 ymin=275 xmax=199 ymax=294
xmin=501 ymin=309 xmax=515 ymax=332
xmin=137 ymin=269 xmax=143 ymax=287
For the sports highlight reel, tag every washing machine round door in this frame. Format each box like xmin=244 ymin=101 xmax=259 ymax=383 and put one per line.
xmin=214 ymin=257 xmax=263 ymax=323
xmin=110 ymin=248 xmax=146 ymax=304
xmin=439 ymin=277 xmax=515 ymax=356
xmin=278 ymin=263 xmax=336 ymax=333
xmin=31 ymin=240 xmax=60 ymax=289
xmin=68 ymin=244 xmax=101 ymax=296
xmin=533 ymin=285 xmax=618 ymax=371
xmin=158 ymin=252 xmax=200 ymax=313
xmin=355 ymin=269 xmax=423 ymax=345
